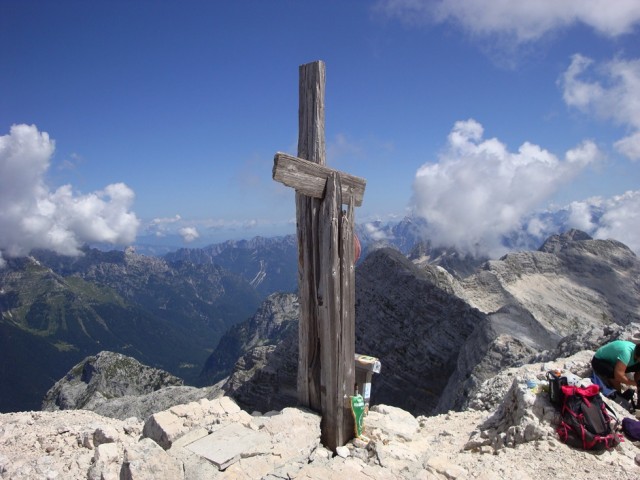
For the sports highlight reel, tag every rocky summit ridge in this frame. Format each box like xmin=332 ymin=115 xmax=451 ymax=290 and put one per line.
xmin=3 ymin=342 xmax=640 ymax=479
xmin=457 ymin=229 xmax=640 ymax=335
xmin=2 ymin=229 xmax=640 ymax=478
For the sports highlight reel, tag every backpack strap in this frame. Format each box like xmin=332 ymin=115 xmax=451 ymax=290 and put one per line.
xmin=604 ymin=400 xmax=618 ymax=420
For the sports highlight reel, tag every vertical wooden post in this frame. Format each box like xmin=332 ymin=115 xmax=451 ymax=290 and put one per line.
xmin=296 ymin=61 xmax=325 ymax=414
xmin=339 ymin=195 xmax=356 ymax=438
xmin=295 ymin=61 xmax=356 ymax=450
xmin=318 ymin=173 xmax=356 ymax=448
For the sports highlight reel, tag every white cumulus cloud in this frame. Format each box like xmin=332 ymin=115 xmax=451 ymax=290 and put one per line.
xmin=375 ymin=0 xmax=640 ymax=42
xmin=179 ymin=227 xmax=200 ymax=243
xmin=147 ymin=214 xmax=182 ymax=237
xmin=364 ymin=222 xmax=391 ymax=242
xmin=0 ymin=124 xmax=139 ymax=266
xmin=411 ymin=119 xmax=600 ymax=257
xmin=561 ymin=54 xmax=640 ymax=161
xmin=591 ymin=191 xmax=640 ymax=252
xmin=567 ymin=198 xmax=600 ymax=232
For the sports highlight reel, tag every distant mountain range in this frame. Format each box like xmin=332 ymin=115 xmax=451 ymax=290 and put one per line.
xmin=164 ymin=236 xmax=298 ymax=297
xmin=0 ymin=247 xmax=261 ymax=412
xmin=0 ymin=221 xmax=439 ymax=413
xmin=132 ymin=208 xmax=590 ymax=258
xmin=2 ymin=217 xmax=639 ymax=417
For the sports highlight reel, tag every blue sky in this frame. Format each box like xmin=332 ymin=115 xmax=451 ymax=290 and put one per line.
xmin=1 ymin=0 xmax=639 ymax=261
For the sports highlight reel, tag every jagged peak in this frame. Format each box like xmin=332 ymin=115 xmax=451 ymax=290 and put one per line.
xmin=538 ymin=229 xmax=593 ymax=253
xmin=360 ymin=246 xmax=413 ymax=269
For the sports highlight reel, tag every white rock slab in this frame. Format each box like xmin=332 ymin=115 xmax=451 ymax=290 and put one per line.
xmin=185 ymin=423 xmax=270 ymax=470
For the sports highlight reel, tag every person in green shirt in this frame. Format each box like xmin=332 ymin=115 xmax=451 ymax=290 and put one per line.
xmin=591 ymin=340 xmax=640 ymax=391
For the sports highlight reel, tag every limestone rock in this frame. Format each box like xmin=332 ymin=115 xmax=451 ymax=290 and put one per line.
xmin=42 ymin=351 xmax=184 ymax=412
xmin=211 ymin=230 xmax=640 ymax=419
xmin=354 ymin=248 xmax=488 ymax=416
xmin=41 ymin=351 xmax=227 ymax=422
xmin=459 ymin=230 xmax=640 ymax=335
xmin=367 ymin=405 xmax=419 ymax=441
xmin=2 ymin=379 xmax=640 ymax=479
xmin=539 ymin=322 xmax=640 ymax=363
xmin=122 ymin=438 xmax=183 ymax=480
xmin=88 ymin=384 xmax=225 ymax=421
xmin=200 ymin=292 xmax=299 ymax=385
xmin=88 ymin=442 xmax=120 ymax=480
xmin=142 ymin=396 xmax=252 ymax=451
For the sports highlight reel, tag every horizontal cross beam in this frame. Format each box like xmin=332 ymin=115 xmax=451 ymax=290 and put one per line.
xmin=272 ymin=152 xmax=366 ymax=206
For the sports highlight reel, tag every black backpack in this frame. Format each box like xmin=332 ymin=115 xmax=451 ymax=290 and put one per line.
xmin=556 ymin=384 xmax=621 ymax=451
xmin=546 ymin=370 xmax=567 ymax=405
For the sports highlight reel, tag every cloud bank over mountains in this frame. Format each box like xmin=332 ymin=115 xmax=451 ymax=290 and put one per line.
xmin=0 ymin=124 xmax=139 ymax=267
xmin=2 ymin=3 xmax=639 ymax=262
xmin=567 ymin=192 xmax=640 ymax=253
xmin=411 ymin=119 xmax=605 ymax=257
xmin=2 ymin=120 xmax=638 ymax=263
xmin=395 ymin=1 xmax=640 ymax=258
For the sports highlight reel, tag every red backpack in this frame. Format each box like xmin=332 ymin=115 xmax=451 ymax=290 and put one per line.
xmin=556 ymin=384 xmax=621 ymax=450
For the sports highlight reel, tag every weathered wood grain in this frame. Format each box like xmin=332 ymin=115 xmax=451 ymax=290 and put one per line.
xmin=339 ymin=193 xmax=356 ymax=442
xmin=317 ymin=173 xmax=356 ymax=448
xmin=273 ymin=152 xmax=366 ymax=206
xmin=295 ymin=61 xmax=325 ymax=414
xmin=318 ymin=172 xmax=341 ymax=448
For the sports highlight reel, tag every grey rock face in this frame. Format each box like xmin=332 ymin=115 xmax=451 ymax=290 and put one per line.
xmin=538 ymin=228 xmax=593 ymax=253
xmin=89 ymin=385 xmax=226 ymax=422
xmin=210 ymin=231 xmax=640 ymax=418
xmin=411 ymin=231 xmax=639 ymax=412
xmin=354 ymin=248 xmax=487 ymax=415
xmin=216 ymin=248 xmax=501 ymax=416
xmin=42 ymin=350 xmax=226 ymax=421
xmin=435 ymin=319 xmax=541 ymax=413
xmin=459 ymin=230 xmax=640 ymax=336
xmin=537 ymin=322 xmax=640 ymax=364
xmin=200 ymin=293 xmax=299 ymax=385
xmin=223 ymin=340 xmax=299 ymax=413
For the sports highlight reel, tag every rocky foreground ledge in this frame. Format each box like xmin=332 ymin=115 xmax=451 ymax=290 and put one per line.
xmin=2 ymin=351 xmax=640 ymax=479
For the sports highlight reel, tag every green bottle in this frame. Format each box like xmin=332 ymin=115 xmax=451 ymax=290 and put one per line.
xmin=350 ymin=393 xmax=365 ymax=437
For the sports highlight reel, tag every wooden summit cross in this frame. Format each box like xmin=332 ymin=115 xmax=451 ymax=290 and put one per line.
xmin=272 ymin=60 xmax=366 ymax=451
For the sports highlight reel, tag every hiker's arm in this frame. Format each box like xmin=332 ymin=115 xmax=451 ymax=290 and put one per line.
xmin=612 ymin=360 xmax=635 ymax=388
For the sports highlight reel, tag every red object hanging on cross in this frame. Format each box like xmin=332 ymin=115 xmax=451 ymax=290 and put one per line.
xmin=354 ymin=233 xmax=361 ymax=263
